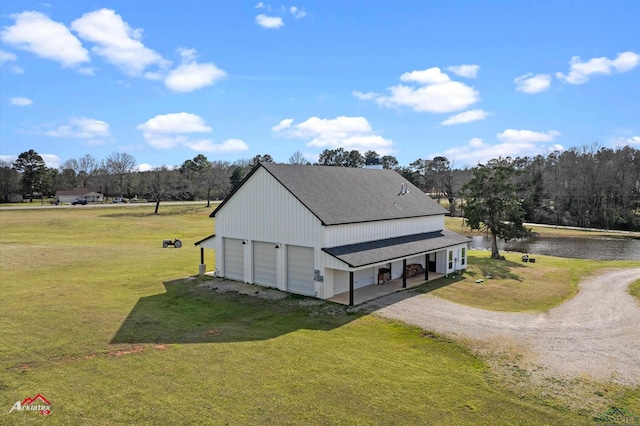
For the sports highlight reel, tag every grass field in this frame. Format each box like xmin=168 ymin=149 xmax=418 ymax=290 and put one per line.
xmin=1 ymin=205 xmax=638 ymax=424
xmin=445 ymin=216 xmax=640 ymax=238
xmin=630 ymin=279 xmax=640 ymax=305
xmin=417 ymin=251 xmax=640 ymax=312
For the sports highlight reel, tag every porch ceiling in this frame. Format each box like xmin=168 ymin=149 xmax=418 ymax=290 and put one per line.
xmin=322 ymin=230 xmax=470 ymax=268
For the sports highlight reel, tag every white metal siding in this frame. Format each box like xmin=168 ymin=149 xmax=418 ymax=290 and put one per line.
xmin=215 ymin=168 xmax=322 ymax=246
xmin=332 ymin=269 xmax=349 ymax=295
xmin=287 ymin=246 xmax=314 ymax=296
xmin=253 ymin=241 xmax=277 ymax=287
xmin=406 ymin=255 xmax=426 ymax=268
xmin=323 ymin=215 xmax=444 ymax=247
xmin=353 ymin=268 xmax=374 ymax=289
xmin=198 ymin=236 xmax=216 ymax=249
xmin=224 ymin=238 xmax=244 ymax=281
xmin=391 ymin=261 xmax=403 ymax=280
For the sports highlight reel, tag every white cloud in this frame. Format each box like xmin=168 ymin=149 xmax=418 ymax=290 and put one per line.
xmin=273 ymin=116 xmax=394 ymax=153
xmin=352 ymin=90 xmax=379 ymax=100
xmin=0 ymin=50 xmax=17 ymax=64
xmin=41 ymin=154 xmax=62 ymax=169
xmin=151 ymin=47 xmax=227 ymax=93
xmin=400 ymin=67 xmax=450 ymax=84
xmin=2 ymin=153 xmax=62 ymax=169
xmin=136 ymin=163 xmax=153 ymax=172
xmin=77 ymin=67 xmax=95 ymax=76
xmin=362 ymin=66 xmax=480 ymax=113
xmin=290 ymin=6 xmax=307 ymax=19
xmin=71 ymin=9 xmax=167 ymax=76
xmin=177 ymin=47 xmax=197 ymax=62
xmin=497 ymin=129 xmax=560 ymax=143
xmin=138 ymin=112 xmax=212 ymax=134
xmin=437 ymin=137 xmax=557 ymax=166
xmin=0 ymin=155 xmax=16 ymax=164
xmin=271 ymin=118 xmax=294 ymax=132
xmin=556 ymin=51 xmax=640 ymax=84
xmin=514 ymin=73 xmax=552 ymax=94
xmin=619 ymin=136 xmax=640 ymax=146
xmin=164 ymin=61 xmax=226 ymax=93
xmin=376 ymin=80 xmax=480 ymax=113
xmin=41 ymin=117 xmax=110 ymax=142
xmin=1 ymin=11 xmax=89 ymax=67
xmin=138 ymin=113 xmax=247 ymax=153
xmin=468 ymin=137 xmax=484 ymax=148
xmin=10 ymin=97 xmax=33 ymax=106
xmin=255 ymin=2 xmax=265 ymax=8
xmin=441 ymin=109 xmax=489 ymax=126
xmin=0 ymin=50 xmax=24 ymax=74
xmin=256 ymin=14 xmax=284 ymax=29
xmin=447 ymin=64 xmax=480 ymax=78
xmin=185 ymin=138 xmax=249 ymax=153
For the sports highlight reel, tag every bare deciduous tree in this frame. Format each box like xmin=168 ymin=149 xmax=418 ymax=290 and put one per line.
xmin=288 ymin=151 xmax=308 ymax=165
xmin=106 ymin=152 xmax=135 ymax=197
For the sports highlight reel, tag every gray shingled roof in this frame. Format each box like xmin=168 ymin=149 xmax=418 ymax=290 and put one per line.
xmin=247 ymin=163 xmax=449 ymax=225
xmin=322 ymin=230 xmax=471 ymax=268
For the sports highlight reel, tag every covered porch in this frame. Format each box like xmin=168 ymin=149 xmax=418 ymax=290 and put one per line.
xmin=328 ymin=271 xmax=445 ymax=305
xmin=322 ymin=229 xmax=470 ymax=306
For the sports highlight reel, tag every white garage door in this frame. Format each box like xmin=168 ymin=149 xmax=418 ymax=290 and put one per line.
xmin=253 ymin=241 xmax=277 ymax=287
xmin=354 ymin=268 xmax=374 ymax=289
xmin=287 ymin=245 xmax=314 ymax=296
xmin=224 ymin=238 xmax=244 ymax=281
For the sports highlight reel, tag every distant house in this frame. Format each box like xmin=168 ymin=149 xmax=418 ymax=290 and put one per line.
xmin=55 ymin=188 xmax=103 ymax=203
xmin=195 ymin=163 xmax=469 ymax=305
xmin=9 ymin=194 xmax=23 ymax=203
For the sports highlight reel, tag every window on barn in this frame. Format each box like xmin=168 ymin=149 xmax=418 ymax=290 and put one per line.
xmin=461 ymin=247 xmax=466 ymax=266
xmin=448 ymin=250 xmax=453 ymax=270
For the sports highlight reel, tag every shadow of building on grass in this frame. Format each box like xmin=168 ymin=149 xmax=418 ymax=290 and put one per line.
xmin=110 ymin=278 xmax=361 ymax=345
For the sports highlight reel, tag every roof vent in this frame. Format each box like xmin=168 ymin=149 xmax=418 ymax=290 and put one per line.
xmin=398 ymin=183 xmax=410 ymax=196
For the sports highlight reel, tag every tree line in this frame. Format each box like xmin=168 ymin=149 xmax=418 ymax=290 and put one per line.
xmin=2 ymin=144 xmax=639 ymax=230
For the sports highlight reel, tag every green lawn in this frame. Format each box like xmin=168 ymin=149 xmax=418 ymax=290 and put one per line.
xmin=630 ymin=279 xmax=640 ymax=305
xmin=416 ymin=251 xmax=640 ymax=312
xmin=445 ymin=216 xmax=640 ymax=238
xmin=0 ymin=206 xmax=636 ymax=424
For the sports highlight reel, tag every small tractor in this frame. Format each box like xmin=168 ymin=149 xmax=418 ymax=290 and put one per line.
xmin=162 ymin=238 xmax=182 ymax=248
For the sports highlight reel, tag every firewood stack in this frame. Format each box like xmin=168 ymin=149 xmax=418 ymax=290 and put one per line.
xmin=405 ymin=263 xmax=424 ymax=278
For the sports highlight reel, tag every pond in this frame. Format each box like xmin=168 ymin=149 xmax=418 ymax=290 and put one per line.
xmin=469 ymin=235 xmax=640 ymax=261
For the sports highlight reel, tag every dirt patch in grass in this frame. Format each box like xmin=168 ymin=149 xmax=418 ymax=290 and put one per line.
xmin=199 ymin=278 xmax=288 ymax=300
xmin=108 ymin=345 xmax=146 ymax=357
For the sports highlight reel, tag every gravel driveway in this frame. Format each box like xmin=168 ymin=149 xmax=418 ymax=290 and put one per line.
xmin=364 ymin=268 xmax=640 ymax=385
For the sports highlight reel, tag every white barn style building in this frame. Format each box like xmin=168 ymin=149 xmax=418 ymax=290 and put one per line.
xmin=195 ymin=163 xmax=470 ymax=305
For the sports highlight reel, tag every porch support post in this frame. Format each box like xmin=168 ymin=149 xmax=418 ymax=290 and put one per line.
xmin=198 ymin=247 xmax=206 ymax=275
xmin=425 ymin=254 xmax=429 ymax=281
xmin=349 ymin=271 xmax=354 ymax=306
xmin=402 ymin=259 xmax=407 ymax=288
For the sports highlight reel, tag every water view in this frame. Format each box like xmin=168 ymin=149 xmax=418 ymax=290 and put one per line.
xmin=469 ymin=235 xmax=640 ymax=261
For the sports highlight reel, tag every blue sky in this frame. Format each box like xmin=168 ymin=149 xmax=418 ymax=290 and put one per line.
xmin=1 ymin=1 xmax=639 ymax=171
